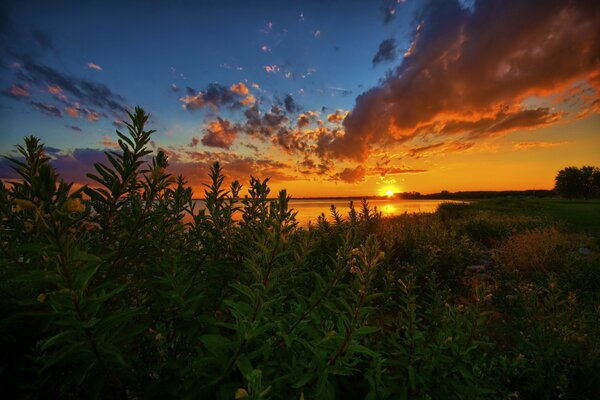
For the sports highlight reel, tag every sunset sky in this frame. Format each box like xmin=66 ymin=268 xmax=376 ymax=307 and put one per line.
xmin=1 ymin=0 xmax=599 ymax=197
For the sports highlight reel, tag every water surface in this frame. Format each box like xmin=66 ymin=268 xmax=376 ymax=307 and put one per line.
xmin=192 ymin=198 xmax=462 ymax=226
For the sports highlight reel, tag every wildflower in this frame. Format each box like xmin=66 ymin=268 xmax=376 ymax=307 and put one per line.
xmin=65 ymin=198 xmax=85 ymax=213
xmin=82 ymin=221 xmax=102 ymax=231
xmin=15 ymin=199 xmax=36 ymax=212
xmin=23 ymin=221 xmax=34 ymax=233
xmin=235 ymin=388 xmax=249 ymax=399
xmin=37 ymin=293 xmax=47 ymax=303
xmin=155 ymin=333 xmax=164 ymax=341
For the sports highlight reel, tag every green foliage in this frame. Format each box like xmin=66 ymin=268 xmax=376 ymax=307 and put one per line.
xmin=1 ymin=108 xmax=598 ymax=399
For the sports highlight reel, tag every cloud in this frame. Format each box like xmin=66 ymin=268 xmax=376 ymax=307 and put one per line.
xmin=406 ymin=141 xmax=474 ymax=158
xmin=0 ymin=147 xmax=108 ymax=183
xmin=372 ymin=38 xmax=397 ymax=65
xmin=30 ymin=101 xmax=61 ymax=117
xmin=14 ymin=60 xmax=127 ymax=119
xmin=313 ymin=29 xmax=321 ymax=38
xmin=261 ymin=45 xmax=271 ymax=52
xmin=327 ymin=109 xmax=347 ymax=123
xmin=31 ymin=30 xmax=54 ymax=53
xmin=201 ymin=117 xmax=238 ymax=149
xmin=8 ymin=84 xmax=29 ymax=97
xmin=513 ymin=140 xmax=571 ymax=150
xmin=370 ymin=166 xmax=428 ymax=176
xmin=189 ymin=136 xmax=199 ymax=147
xmin=243 ymin=103 xmax=289 ymax=137
xmin=297 ymin=111 xmax=319 ymax=128
xmin=334 ymin=165 xmax=366 ymax=183
xmin=179 ymin=82 xmax=249 ymax=111
xmin=86 ymin=62 xmax=102 ymax=71
xmin=381 ymin=0 xmax=400 ymax=24
xmin=65 ymin=106 xmax=79 ymax=118
xmin=85 ymin=109 xmax=100 ymax=122
xmin=264 ymin=65 xmax=281 ymax=73
xmin=283 ymin=94 xmax=300 ymax=113
xmin=100 ymin=135 xmax=119 ymax=149
xmin=331 ymin=0 xmax=600 ymax=161
xmin=67 ymin=125 xmax=82 ymax=132
xmin=230 ymin=82 xmax=249 ymax=95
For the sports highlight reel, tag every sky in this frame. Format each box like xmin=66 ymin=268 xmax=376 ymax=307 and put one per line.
xmin=0 ymin=0 xmax=599 ymax=197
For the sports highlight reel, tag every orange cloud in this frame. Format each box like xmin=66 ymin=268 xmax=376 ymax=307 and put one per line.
xmin=100 ymin=135 xmax=119 ymax=149
xmin=9 ymin=85 xmax=29 ymax=97
xmin=85 ymin=110 xmax=100 ymax=122
xmin=327 ymin=109 xmax=347 ymax=123
xmin=230 ymin=82 xmax=249 ymax=95
xmin=201 ymin=118 xmax=238 ymax=149
xmin=513 ymin=141 xmax=571 ymax=150
xmin=65 ymin=106 xmax=79 ymax=118
xmin=47 ymin=85 xmax=61 ymax=94
xmin=241 ymin=94 xmax=256 ymax=106
xmin=333 ymin=0 xmax=600 ymax=161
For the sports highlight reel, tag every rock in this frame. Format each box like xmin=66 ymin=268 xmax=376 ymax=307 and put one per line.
xmin=578 ymin=247 xmax=592 ymax=256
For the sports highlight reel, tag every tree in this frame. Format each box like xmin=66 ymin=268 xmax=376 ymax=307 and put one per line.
xmin=554 ymin=166 xmax=600 ymax=199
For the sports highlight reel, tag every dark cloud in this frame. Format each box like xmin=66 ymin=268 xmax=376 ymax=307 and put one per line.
xmin=30 ymin=101 xmax=61 ymax=117
xmin=0 ymin=147 xmax=109 ymax=183
xmin=31 ymin=30 xmax=54 ymax=53
xmin=372 ymin=38 xmax=397 ymax=65
xmin=179 ymin=82 xmax=248 ymax=111
xmin=283 ymin=93 xmax=300 ymax=113
xmin=273 ymin=127 xmax=306 ymax=153
xmin=12 ymin=60 xmax=128 ymax=119
xmin=329 ymin=0 xmax=600 ymax=161
xmin=176 ymin=151 xmax=296 ymax=184
xmin=201 ymin=117 xmax=239 ymax=149
xmin=67 ymin=125 xmax=82 ymax=132
xmin=334 ymin=165 xmax=366 ymax=183
xmin=243 ymin=104 xmax=289 ymax=137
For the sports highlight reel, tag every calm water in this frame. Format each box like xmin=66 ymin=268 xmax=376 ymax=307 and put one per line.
xmin=191 ymin=198 xmax=462 ymax=226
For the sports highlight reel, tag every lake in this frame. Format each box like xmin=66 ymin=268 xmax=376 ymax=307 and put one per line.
xmin=191 ymin=198 xmax=462 ymax=226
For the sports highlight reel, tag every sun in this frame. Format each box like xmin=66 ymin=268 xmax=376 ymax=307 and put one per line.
xmin=386 ymin=189 xmax=394 ymax=198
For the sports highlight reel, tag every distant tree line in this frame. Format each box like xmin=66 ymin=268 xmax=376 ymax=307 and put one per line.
xmin=554 ymin=166 xmax=600 ymax=199
xmin=397 ymin=189 xmax=555 ymax=200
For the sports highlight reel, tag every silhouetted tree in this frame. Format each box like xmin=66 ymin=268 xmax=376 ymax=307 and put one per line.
xmin=554 ymin=166 xmax=600 ymax=199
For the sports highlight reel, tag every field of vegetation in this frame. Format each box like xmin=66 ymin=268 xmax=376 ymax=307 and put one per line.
xmin=1 ymin=108 xmax=598 ymax=399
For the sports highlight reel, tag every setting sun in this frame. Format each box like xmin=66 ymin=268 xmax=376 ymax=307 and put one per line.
xmin=386 ymin=189 xmax=394 ymax=198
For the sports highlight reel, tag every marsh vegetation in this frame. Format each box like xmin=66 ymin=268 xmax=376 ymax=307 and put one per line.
xmin=1 ymin=108 xmax=598 ymax=399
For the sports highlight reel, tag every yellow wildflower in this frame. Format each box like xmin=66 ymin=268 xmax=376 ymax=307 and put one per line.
xmin=65 ymin=198 xmax=85 ymax=213
xmin=15 ymin=199 xmax=36 ymax=212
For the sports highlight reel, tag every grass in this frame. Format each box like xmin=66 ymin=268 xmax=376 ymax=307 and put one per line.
xmin=471 ymin=198 xmax=600 ymax=236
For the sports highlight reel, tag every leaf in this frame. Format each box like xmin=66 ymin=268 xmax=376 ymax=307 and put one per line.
xmin=236 ymin=355 xmax=253 ymax=379
xmin=354 ymin=326 xmax=379 ymax=336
